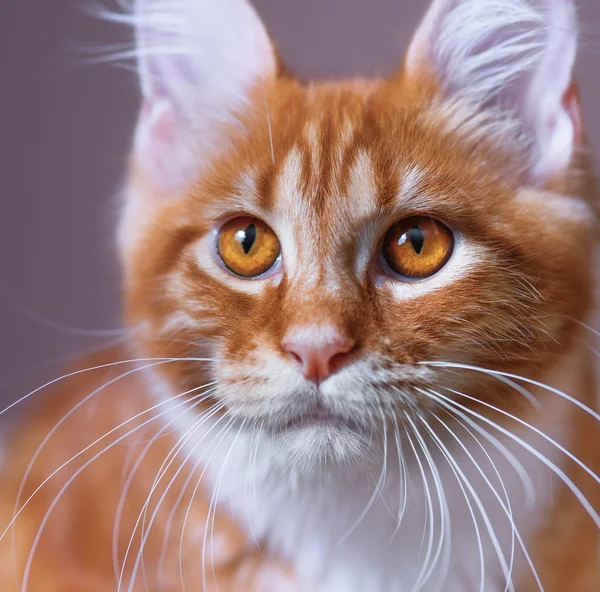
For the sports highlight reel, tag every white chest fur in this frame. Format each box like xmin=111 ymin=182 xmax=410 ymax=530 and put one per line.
xmin=214 ymin=422 xmax=561 ymax=592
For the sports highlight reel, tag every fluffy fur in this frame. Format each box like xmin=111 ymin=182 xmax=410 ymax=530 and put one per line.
xmin=1 ymin=0 xmax=599 ymax=591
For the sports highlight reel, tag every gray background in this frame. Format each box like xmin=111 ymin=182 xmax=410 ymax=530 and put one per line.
xmin=1 ymin=0 xmax=600 ymax=413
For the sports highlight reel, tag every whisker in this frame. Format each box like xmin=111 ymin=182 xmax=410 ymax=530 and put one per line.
xmin=113 ymin=416 xmax=175 ymax=588
xmin=16 ymin=390 xmax=215 ymax=592
xmin=1 ymin=356 xmax=215 ymax=418
xmin=120 ymin=401 xmax=228 ymax=592
xmin=404 ymin=413 xmax=449 ymax=592
xmin=421 ymin=382 xmax=536 ymax=506
xmin=418 ymin=408 xmax=513 ymax=589
xmin=14 ymin=358 xmax=194 ymax=542
xmin=432 ymin=387 xmax=600 ymax=528
xmin=202 ymin=419 xmax=246 ymax=592
xmin=153 ymin=398 xmax=226 ymax=586
xmin=424 ymin=391 xmax=544 ymax=592
xmin=443 ymin=412 xmax=518 ymax=592
xmin=151 ymin=398 xmax=229 ymax=589
xmin=442 ymin=386 xmax=600 ymax=486
xmin=135 ymin=387 xmax=219 ymax=591
xmin=421 ymin=361 xmax=600 ymax=423
xmin=389 ymin=415 xmax=409 ymax=542
xmin=403 ymin=419 xmax=435 ymax=592
xmin=337 ymin=410 xmax=388 ymax=545
xmin=416 ymin=414 xmax=487 ymax=592
xmin=4 ymin=373 xmax=213 ymax=545
xmin=111 ymin=384 xmax=217 ymax=587
xmin=249 ymin=422 xmax=266 ymax=553
xmin=169 ymin=414 xmax=236 ymax=592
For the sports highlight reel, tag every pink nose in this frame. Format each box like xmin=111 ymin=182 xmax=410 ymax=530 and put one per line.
xmin=282 ymin=326 xmax=355 ymax=385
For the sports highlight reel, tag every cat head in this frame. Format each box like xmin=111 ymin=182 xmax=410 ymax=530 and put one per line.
xmin=116 ymin=0 xmax=596 ymax=468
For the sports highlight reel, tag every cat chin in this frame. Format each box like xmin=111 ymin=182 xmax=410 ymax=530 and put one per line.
xmin=269 ymin=423 xmax=371 ymax=473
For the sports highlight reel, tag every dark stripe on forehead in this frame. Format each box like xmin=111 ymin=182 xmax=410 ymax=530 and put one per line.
xmin=311 ymin=117 xmax=337 ymax=218
xmin=256 ymin=163 xmax=277 ymax=212
xmin=294 ymin=134 xmax=314 ymax=199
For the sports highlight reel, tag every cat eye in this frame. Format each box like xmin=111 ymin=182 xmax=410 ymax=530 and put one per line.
xmin=381 ymin=216 xmax=453 ymax=279
xmin=218 ymin=216 xmax=281 ymax=278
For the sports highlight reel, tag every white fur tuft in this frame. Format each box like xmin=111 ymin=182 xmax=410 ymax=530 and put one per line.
xmin=101 ymin=0 xmax=276 ymax=192
xmin=407 ymin=0 xmax=579 ymax=184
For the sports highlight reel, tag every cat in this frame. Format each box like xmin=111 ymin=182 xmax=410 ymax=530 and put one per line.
xmin=1 ymin=0 xmax=599 ymax=590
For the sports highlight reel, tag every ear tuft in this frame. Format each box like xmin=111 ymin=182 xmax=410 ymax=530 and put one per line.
xmin=406 ymin=0 xmax=580 ymax=185
xmin=109 ymin=0 xmax=277 ymax=192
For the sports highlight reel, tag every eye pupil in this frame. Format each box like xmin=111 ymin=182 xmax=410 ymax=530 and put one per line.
xmin=218 ymin=217 xmax=281 ymax=278
xmin=240 ymin=224 xmax=257 ymax=254
xmin=382 ymin=216 xmax=453 ymax=279
xmin=407 ymin=227 xmax=424 ymax=255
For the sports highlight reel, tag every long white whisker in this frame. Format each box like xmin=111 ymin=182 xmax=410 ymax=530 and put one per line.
xmin=153 ymin=396 xmax=223 ymax=587
xmin=139 ymin=395 xmax=217 ymax=592
xmin=389 ymin=415 xmax=409 ymax=542
xmin=416 ymin=377 xmax=535 ymax=506
xmin=433 ymin=387 xmax=600 ymax=528
xmin=421 ymin=361 xmax=600 ymax=422
xmin=338 ymin=411 xmax=388 ymax=545
xmin=406 ymin=415 xmax=450 ymax=590
xmin=204 ymin=419 xmax=246 ymax=592
xmin=425 ymin=393 xmax=544 ymax=592
xmin=442 ymin=386 xmax=600 ymax=486
xmin=451 ymin=413 xmax=536 ymax=507
xmin=113 ymin=409 xmax=181 ymax=587
xmin=4 ymin=374 xmax=210 ymax=546
xmin=14 ymin=358 xmax=194 ymax=553
xmin=416 ymin=414 xmax=486 ymax=592
xmin=112 ymin=383 xmax=217 ymax=587
xmin=444 ymin=412 xmax=518 ymax=592
xmin=175 ymin=415 xmax=236 ymax=592
xmin=17 ymin=390 xmax=214 ymax=592
xmin=122 ymin=401 xmax=228 ymax=592
xmin=404 ymin=419 xmax=435 ymax=592
xmin=249 ymin=422 xmax=265 ymax=553
xmin=418 ymin=407 xmax=513 ymax=589
xmin=0 ymin=356 xmax=214 ymax=418
xmin=136 ymin=388 xmax=220 ymax=592
xmin=243 ymin=425 xmax=264 ymax=554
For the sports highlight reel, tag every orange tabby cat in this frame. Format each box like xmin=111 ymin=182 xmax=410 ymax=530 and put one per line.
xmin=1 ymin=0 xmax=599 ymax=590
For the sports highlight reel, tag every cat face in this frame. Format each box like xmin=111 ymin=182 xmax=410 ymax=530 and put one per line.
xmin=117 ymin=0 xmax=596 ymax=466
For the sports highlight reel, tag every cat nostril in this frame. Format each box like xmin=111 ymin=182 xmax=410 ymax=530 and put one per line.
xmin=288 ymin=350 xmax=303 ymax=366
xmin=281 ymin=328 xmax=356 ymax=385
xmin=329 ymin=351 xmax=352 ymax=375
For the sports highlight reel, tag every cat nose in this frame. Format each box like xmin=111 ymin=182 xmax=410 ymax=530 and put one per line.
xmin=282 ymin=326 xmax=356 ymax=385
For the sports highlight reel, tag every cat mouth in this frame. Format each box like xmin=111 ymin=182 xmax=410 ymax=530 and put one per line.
xmin=277 ymin=407 xmax=359 ymax=432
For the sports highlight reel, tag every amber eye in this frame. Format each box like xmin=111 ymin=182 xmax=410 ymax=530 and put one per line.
xmin=218 ymin=217 xmax=281 ymax=278
xmin=382 ymin=216 xmax=454 ymax=279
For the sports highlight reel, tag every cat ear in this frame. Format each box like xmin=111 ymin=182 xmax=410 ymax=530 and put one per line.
xmin=405 ymin=0 xmax=580 ymax=185
xmin=130 ymin=0 xmax=277 ymax=192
